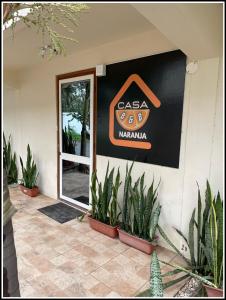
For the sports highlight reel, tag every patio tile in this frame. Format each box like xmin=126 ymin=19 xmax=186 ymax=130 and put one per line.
xmin=89 ymin=282 xmax=112 ymax=297
xmin=9 ymin=187 xmax=182 ymax=298
xmin=79 ymin=259 xmax=100 ymax=275
xmin=50 ymin=255 xmax=69 ymax=266
xmin=20 ymin=284 xmax=45 ymax=297
xmin=73 ymin=243 xmax=99 ymax=257
xmin=91 ymin=267 xmax=119 ymax=287
xmin=102 ymin=260 xmax=146 ymax=291
xmin=123 ymin=247 xmax=151 ymax=266
xmin=135 ymin=281 xmax=150 ymax=296
xmin=109 ymin=280 xmax=138 ymax=297
xmin=106 ymin=291 xmax=122 ymax=297
xmin=63 ymin=282 xmax=87 ymax=297
xmin=170 ymin=253 xmax=189 ymax=267
xmin=111 ymin=241 xmax=130 ymax=253
xmin=28 ymin=275 xmax=66 ymax=297
xmin=22 ymin=252 xmax=56 ymax=273
xmin=42 ymin=269 xmax=78 ymax=290
xmin=57 ymin=260 xmax=80 ymax=274
xmin=62 ymin=248 xmax=81 ymax=259
xmin=54 ymin=243 xmax=73 ymax=254
xmin=79 ymin=274 xmax=100 ymax=290
xmin=91 ymin=248 xmax=118 ymax=266
xmin=136 ymin=265 xmax=150 ymax=280
xmin=155 ymin=245 xmax=177 ymax=263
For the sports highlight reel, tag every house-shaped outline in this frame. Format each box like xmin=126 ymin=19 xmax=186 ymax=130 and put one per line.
xmin=109 ymin=74 xmax=161 ymax=149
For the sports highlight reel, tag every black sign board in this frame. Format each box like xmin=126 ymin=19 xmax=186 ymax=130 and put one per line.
xmin=97 ymin=50 xmax=186 ymax=168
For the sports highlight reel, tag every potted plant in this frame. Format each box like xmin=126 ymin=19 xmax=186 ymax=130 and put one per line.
xmin=19 ymin=144 xmax=39 ymax=197
xmin=88 ymin=163 xmax=121 ymax=238
xmin=200 ymin=189 xmax=223 ymax=297
xmin=3 ymin=133 xmax=18 ymax=186
xmin=158 ymin=181 xmax=223 ymax=297
xmin=118 ymin=163 xmax=161 ymax=254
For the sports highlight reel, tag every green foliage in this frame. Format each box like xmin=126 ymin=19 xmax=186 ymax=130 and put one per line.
xmin=121 ymin=163 xmax=161 ymax=242
xmin=150 ymin=251 xmax=164 ymax=297
xmin=3 ymin=133 xmax=18 ymax=184
xmin=4 ymin=3 xmax=89 ymax=58
xmin=160 ymin=260 xmax=217 ymax=288
xmin=109 ymin=168 xmax=122 ymax=226
xmin=62 ymin=126 xmax=77 ymax=154
xmin=158 ymin=181 xmax=223 ymax=289
xmin=90 ymin=163 xmax=121 ymax=226
xmin=20 ymin=144 xmax=38 ymax=189
xmin=202 ymin=190 xmax=223 ymax=287
xmin=121 ymin=162 xmax=133 ymax=232
xmin=136 ymin=251 xmax=163 ymax=297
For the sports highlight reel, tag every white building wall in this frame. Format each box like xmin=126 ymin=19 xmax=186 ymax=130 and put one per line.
xmin=3 ymin=29 xmax=223 ymax=252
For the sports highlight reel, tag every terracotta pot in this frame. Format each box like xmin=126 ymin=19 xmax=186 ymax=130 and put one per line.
xmin=87 ymin=215 xmax=118 ymax=238
xmin=19 ymin=185 xmax=39 ymax=197
xmin=118 ymin=228 xmax=156 ymax=255
xmin=203 ymin=284 xmax=223 ymax=298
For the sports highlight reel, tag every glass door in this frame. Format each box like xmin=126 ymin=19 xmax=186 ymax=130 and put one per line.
xmin=59 ymin=74 xmax=94 ymax=209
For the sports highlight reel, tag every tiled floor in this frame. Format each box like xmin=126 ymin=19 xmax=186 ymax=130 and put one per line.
xmin=9 ymin=187 xmax=187 ymax=298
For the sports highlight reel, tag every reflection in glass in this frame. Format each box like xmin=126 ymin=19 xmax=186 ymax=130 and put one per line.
xmin=62 ymin=160 xmax=89 ymax=205
xmin=61 ymin=80 xmax=90 ymax=157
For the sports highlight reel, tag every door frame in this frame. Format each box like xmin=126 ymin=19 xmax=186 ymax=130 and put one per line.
xmin=56 ymin=68 xmax=97 ymax=210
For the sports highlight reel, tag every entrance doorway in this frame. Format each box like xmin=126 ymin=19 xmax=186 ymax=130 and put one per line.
xmin=57 ymin=70 xmax=96 ymax=210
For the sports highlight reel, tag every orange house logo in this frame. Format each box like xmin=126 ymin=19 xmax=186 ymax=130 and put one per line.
xmin=109 ymin=74 xmax=161 ymax=149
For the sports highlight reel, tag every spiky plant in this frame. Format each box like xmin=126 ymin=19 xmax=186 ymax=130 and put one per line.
xmin=121 ymin=165 xmax=161 ymax=242
xmin=136 ymin=251 xmax=164 ymax=297
xmin=62 ymin=126 xmax=76 ymax=154
xmin=109 ymin=168 xmax=122 ymax=226
xmin=3 ymin=133 xmax=18 ymax=184
xmin=90 ymin=163 xmax=121 ymax=226
xmin=20 ymin=144 xmax=38 ymax=189
xmin=150 ymin=251 xmax=164 ymax=297
xmin=158 ymin=181 xmax=223 ymax=289
xmin=121 ymin=162 xmax=134 ymax=231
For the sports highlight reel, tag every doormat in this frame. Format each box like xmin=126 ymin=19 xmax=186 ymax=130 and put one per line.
xmin=73 ymin=196 xmax=89 ymax=205
xmin=38 ymin=202 xmax=84 ymax=224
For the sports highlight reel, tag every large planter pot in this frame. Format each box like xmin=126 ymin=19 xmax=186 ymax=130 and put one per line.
xmin=19 ymin=185 xmax=39 ymax=197
xmin=87 ymin=215 xmax=118 ymax=238
xmin=203 ymin=284 xmax=223 ymax=298
xmin=117 ymin=228 xmax=156 ymax=255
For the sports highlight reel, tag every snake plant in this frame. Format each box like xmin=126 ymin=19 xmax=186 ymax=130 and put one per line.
xmin=137 ymin=251 xmax=164 ymax=297
xmin=3 ymin=133 xmax=18 ymax=184
xmin=19 ymin=144 xmax=38 ymax=189
xmin=90 ymin=163 xmax=121 ymax=226
xmin=121 ymin=163 xmax=161 ymax=242
xmin=62 ymin=126 xmax=76 ymax=154
xmin=158 ymin=181 xmax=223 ymax=290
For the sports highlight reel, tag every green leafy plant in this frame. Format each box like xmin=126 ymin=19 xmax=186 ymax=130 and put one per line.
xmin=202 ymin=190 xmax=223 ymax=288
xmin=137 ymin=250 xmax=164 ymax=297
xmin=3 ymin=133 xmax=18 ymax=184
xmin=158 ymin=181 xmax=223 ymax=290
xmin=90 ymin=162 xmax=121 ymax=226
xmin=19 ymin=144 xmax=38 ymax=189
xmin=109 ymin=168 xmax=122 ymax=226
xmin=121 ymin=163 xmax=161 ymax=242
xmin=121 ymin=162 xmax=133 ymax=232
xmin=62 ymin=126 xmax=77 ymax=154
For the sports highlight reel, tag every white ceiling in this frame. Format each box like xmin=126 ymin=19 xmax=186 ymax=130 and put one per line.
xmin=132 ymin=3 xmax=223 ymax=60
xmin=3 ymin=3 xmax=223 ymax=72
xmin=3 ymin=3 xmax=154 ymax=72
